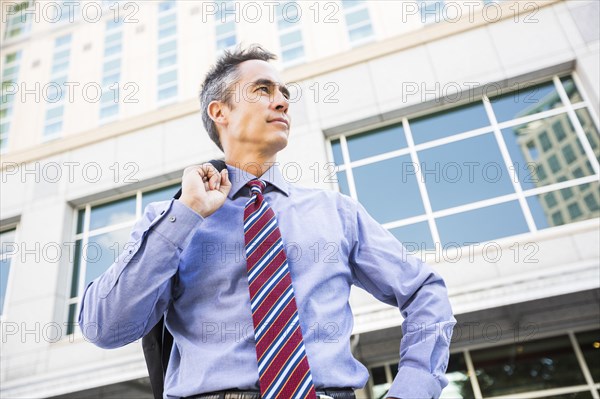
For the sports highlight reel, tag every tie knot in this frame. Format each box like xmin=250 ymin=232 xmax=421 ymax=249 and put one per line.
xmin=246 ymin=179 xmax=266 ymax=196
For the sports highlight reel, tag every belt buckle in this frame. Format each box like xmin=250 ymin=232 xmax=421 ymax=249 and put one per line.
xmin=318 ymin=395 xmax=334 ymax=399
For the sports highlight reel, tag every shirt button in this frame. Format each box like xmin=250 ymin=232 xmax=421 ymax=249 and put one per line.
xmin=169 ymin=216 xmax=176 ymax=222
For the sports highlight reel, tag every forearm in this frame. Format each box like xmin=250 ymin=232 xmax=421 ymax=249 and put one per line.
xmin=388 ymin=275 xmax=456 ymax=399
xmin=78 ymin=200 xmax=202 ymax=348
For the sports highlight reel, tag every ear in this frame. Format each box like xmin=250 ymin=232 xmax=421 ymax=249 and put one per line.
xmin=207 ymin=100 xmax=229 ymax=129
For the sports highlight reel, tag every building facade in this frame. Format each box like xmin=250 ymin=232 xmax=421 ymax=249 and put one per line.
xmin=1 ymin=0 xmax=599 ymax=398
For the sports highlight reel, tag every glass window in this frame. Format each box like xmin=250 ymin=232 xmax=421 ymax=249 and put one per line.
xmin=441 ymin=353 xmax=475 ymax=399
xmin=418 ymin=133 xmax=514 ymax=211
xmin=0 ymin=228 xmax=16 ymax=316
xmin=353 ymin=156 xmax=425 ymax=224
xmin=3 ymin=1 xmax=32 ymax=40
xmin=84 ymin=227 xmax=131 ymax=286
xmin=0 ymin=258 xmax=11 ymax=315
xmin=575 ymin=108 xmax=600 ymax=162
xmin=142 ymin=183 xmax=180 ymax=210
xmin=347 ymin=123 xmax=407 ymax=162
xmin=544 ymin=192 xmax=557 ymax=208
xmin=489 ymin=81 xmax=564 ymax=123
xmin=551 ymin=210 xmax=564 ymax=226
xmin=502 ymin=111 xmax=595 ymax=192
xmin=560 ymin=76 xmax=583 ymax=104
xmin=471 ymin=335 xmax=586 ymax=397
xmin=409 ymin=102 xmax=490 ymax=145
xmin=370 ymin=365 xmax=391 ymax=399
xmin=389 ymin=222 xmax=434 ymax=251
xmin=89 ymin=196 xmax=136 ymax=231
xmin=553 ymin=120 xmax=567 ymax=142
xmin=584 ymin=193 xmax=599 ymax=212
xmin=436 ymin=200 xmax=528 ymax=247
xmin=539 ymin=131 xmax=552 ymax=152
xmin=526 ymin=181 xmax=599 ymax=229
xmin=562 ymin=144 xmax=577 ymax=164
xmin=575 ymin=330 xmax=600 ymax=382
xmin=336 ymin=171 xmax=350 ymax=196
xmin=548 ymin=155 xmax=561 ymax=174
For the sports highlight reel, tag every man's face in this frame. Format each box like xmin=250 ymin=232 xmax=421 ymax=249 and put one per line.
xmin=217 ymin=60 xmax=291 ymax=155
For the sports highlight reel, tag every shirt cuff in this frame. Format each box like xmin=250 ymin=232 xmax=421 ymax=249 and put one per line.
xmin=386 ymin=365 xmax=442 ymax=399
xmin=151 ymin=199 xmax=203 ymax=250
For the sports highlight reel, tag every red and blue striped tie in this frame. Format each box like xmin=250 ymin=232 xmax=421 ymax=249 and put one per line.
xmin=244 ymin=178 xmax=317 ymax=399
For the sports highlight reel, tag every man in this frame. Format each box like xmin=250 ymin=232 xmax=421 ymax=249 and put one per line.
xmin=79 ymin=45 xmax=456 ymax=399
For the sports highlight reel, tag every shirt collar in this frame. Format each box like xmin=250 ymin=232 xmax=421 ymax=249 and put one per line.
xmin=226 ymin=163 xmax=290 ymax=199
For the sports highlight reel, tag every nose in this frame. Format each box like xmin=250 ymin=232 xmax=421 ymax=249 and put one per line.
xmin=271 ymin=88 xmax=289 ymax=113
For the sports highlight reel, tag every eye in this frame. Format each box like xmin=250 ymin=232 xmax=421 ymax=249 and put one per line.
xmin=258 ymin=86 xmax=270 ymax=93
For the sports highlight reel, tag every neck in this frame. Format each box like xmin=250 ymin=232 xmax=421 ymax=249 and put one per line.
xmin=224 ymin=150 xmax=277 ymax=178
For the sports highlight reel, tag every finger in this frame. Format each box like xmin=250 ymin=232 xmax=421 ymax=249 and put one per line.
xmin=218 ymin=169 xmax=232 ymax=195
xmin=201 ymin=163 xmax=220 ymax=188
xmin=209 ymin=171 xmax=220 ymax=190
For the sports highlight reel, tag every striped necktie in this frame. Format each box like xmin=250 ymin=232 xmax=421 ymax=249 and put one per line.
xmin=243 ymin=178 xmax=317 ymax=399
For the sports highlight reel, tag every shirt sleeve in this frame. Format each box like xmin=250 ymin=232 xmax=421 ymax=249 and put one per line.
xmin=78 ymin=199 xmax=203 ymax=349
xmin=347 ymin=198 xmax=456 ymax=399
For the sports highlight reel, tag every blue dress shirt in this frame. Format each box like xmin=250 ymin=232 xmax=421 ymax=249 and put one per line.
xmin=78 ymin=164 xmax=456 ymax=399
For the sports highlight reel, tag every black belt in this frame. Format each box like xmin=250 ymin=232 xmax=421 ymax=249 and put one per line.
xmin=184 ymin=388 xmax=356 ymax=399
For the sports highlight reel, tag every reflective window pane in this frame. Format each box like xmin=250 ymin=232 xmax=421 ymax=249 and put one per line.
xmin=389 ymin=222 xmax=434 ymax=251
xmin=0 ymin=258 xmax=11 ymax=314
xmin=70 ymin=240 xmax=82 ymax=298
xmin=84 ymin=227 xmax=131 ymax=286
xmin=0 ymin=229 xmax=16 ymax=257
xmin=410 ymin=102 xmax=490 ymax=145
xmin=346 ymin=123 xmax=406 ymax=161
xmin=336 ymin=171 xmax=349 ymax=196
xmin=89 ymin=196 xmax=136 ymax=231
xmin=436 ymin=200 xmax=528 ymax=247
xmin=575 ymin=108 xmax=600 ymax=164
xmin=539 ymin=391 xmax=594 ymax=399
xmin=560 ymin=76 xmax=583 ymax=104
xmin=501 ymin=113 xmax=594 ymax=191
xmin=575 ymin=330 xmax=600 ymax=383
xmin=490 ymin=81 xmax=564 ymax=123
xmin=471 ymin=335 xmax=586 ymax=397
xmin=419 ymin=133 xmax=514 ymax=211
xmin=142 ymin=183 xmax=179 ymax=210
xmin=330 ymin=139 xmax=344 ymax=165
xmin=441 ymin=353 xmax=475 ymax=399
xmin=353 ymin=156 xmax=425 ymax=224
xmin=526 ymin=181 xmax=600 ymax=229
xmin=370 ymin=365 xmax=391 ymax=399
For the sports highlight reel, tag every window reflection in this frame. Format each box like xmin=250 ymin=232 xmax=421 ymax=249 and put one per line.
xmin=471 ymin=335 xmax=586 ymax=397
xmin=409 ymin=101 xmax=490 ymax=145
xmin=89 ymin=196 xmax=136 ymax=231
xmin=501 ymin=113 xmax=594 ymax=191
xmin=440 ymin=353 xmax=475 ymax=399
xmin=389 ymin=221 xmax=434 ymax=251
xmin=336 ymin=171 xmax=350 ymax=196
xmin=489 ymin=81 xmax=563 ymax=123
xmin=331 ymin=139 xmax=344 ymax=165
xmin=84 ymin=227 xmax=131 ymax=286
xmin=346 ymin=123 xmax=406 ymax=162
xmin=370 ymin=365 xmax=391 ymax=399
xmin=526 ymin=181 xmax=600 ymax=229
xmin=436 ymin=200 xmax=528 ymax=247
xmin=418 ymin=133 xmax=514 ymax=211
xmin=353 ymin=156 xmax=425 ymax=224
xmin=560 ymin=76 xmax=584 ymax=104
xmin=575 ymin=330 xmax=600 ymax=382
xmin=575 ymin=108 xmax=600 ymax=164
xmin=142 ymin=183 xmax=179 ymax=210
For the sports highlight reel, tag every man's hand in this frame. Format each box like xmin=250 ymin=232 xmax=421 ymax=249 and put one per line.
xmin=178 ymin=163 xmax=231 ymax=217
